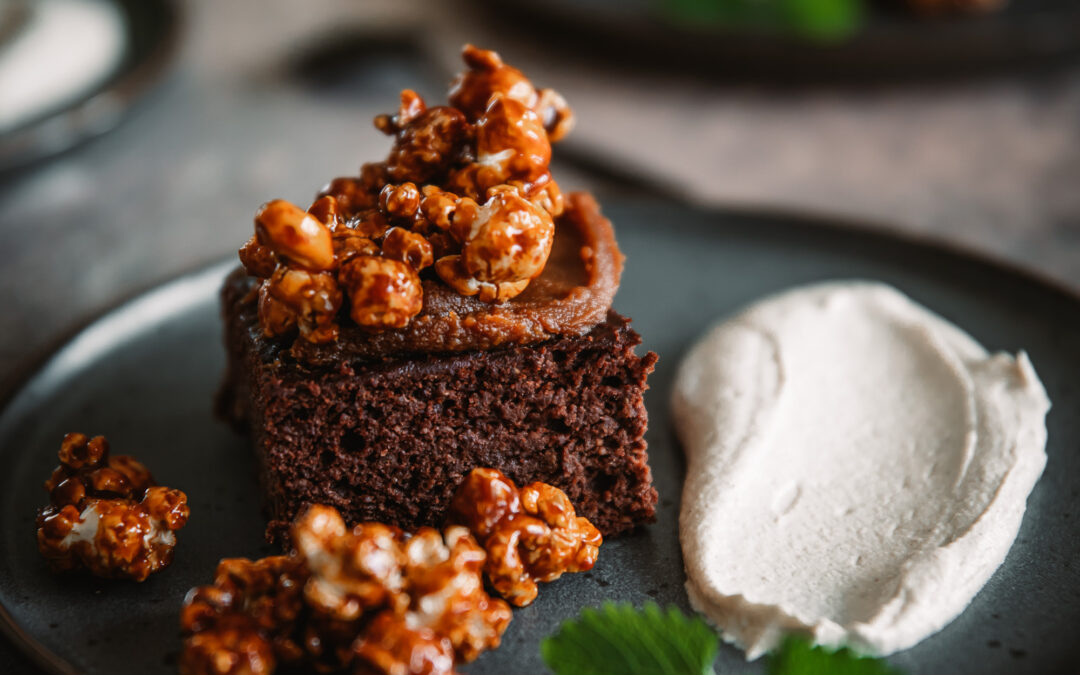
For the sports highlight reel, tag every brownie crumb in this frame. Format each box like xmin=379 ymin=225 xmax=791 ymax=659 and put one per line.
xmin=218 ymin=269 xmax=658 ymax=545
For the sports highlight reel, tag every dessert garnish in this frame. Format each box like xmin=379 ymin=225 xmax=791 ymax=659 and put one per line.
xmin=181 ymin=507 xmax=507 ymax=675
xmin=180 ymin=470 xmax=601 ymax=674
xmin=217 ymin=43 xmax=653 ymax=561
xmin=769 ymin=635 xmax=901 ymax=675
xmin=542 ymin=602 xmax=719 ymax=675
xmin=448 ymin=467 xmax=602 ymax=607
xmin=672 ymin=282 xmax=1049 ymax=658
xmin=36 ymin=432 xmax=190 ymax=581
xmin=541 ymin=603 xmax=901 ymax=675
xmin=239 ymin=44 xmax=575 ymax=348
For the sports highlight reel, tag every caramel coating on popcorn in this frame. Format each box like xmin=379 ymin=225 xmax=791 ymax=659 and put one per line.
xmin=255 ymin=199 xmax=335 ymax=272
xmin=353 ymin=612 xmax=457 ymax=675
xmin=181 ymin=470 xmax=599 ymax=673
xmin=36 ymin=433 xmax=189 ymax=582
xmin=449 ymin=467 xmax=601 ymax=607
xmin=180 ymin=555 xmax=306 ymax=675
xmin=292 ymin=506 xmax=408 ymax=621
xmin=338 ymin=256 xmax=423 ymax=330
xmin=452 ymin=185 xmax=554 ymax=285
xmin=258 ymin=266 xmax=343 ymax=343
xmin=401 ymin=527 xmax=511 ymax=663
xmin=239 ymin=45 xmax=573 ymax=346
xmin=381 ymin=227 xmax=433 ymax=271
xmin=380 ymin=97 xmax=470 ymax=185
xmin=180 ymin=617 xmax=277 ymax=675
xmin=446 ymin=95 xmax=553 ymax=201
xmin=180 ymin=507 xmax=502 ymax=674
xmin=449 ymin=44 xmax=574 ymax=142
xmin=182 ymin=487 xmax=597 ymax=674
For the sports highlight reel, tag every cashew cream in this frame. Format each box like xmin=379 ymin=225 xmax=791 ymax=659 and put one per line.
xmin=673 ymin=282 xmax=1049 ymax=658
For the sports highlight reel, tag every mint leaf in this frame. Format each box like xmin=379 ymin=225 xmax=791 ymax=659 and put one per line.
xmin=541 ymin=602 xmax=718 ymax=675
xmin=540 ymin=604 xmax=902 ymax=675
xmin=770 ymin=636 xmax=902 ymax=675
xmin=780 ymin=0 xmax=862 ymax=40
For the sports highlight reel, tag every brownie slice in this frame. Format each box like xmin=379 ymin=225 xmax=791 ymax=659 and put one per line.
xmin=217 ymin=269 xmax=658 ymax=544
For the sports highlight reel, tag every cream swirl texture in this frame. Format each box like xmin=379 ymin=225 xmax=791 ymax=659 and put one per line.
xmin=673 ymin=282 xmax=1049 ymax=659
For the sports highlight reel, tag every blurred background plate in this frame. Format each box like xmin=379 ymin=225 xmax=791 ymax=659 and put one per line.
xmin=0 ymin=0 xmax=181 ymax=174
xmin=473 ymin=0 xmax=1080 ymax=80
xmin=0 ymin=200 xmax=1077 ymax=673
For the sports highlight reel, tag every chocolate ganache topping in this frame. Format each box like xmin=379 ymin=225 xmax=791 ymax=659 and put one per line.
xmin=236 ymin=45 xmax=622 ymax=361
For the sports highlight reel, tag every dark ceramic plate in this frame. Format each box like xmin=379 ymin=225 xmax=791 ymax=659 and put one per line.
xmin=0 ymin=0 xmax=181 ymax=174
xmin=1 ymin=201 xmax=1078 ymax=674
xmin=473 ymin=0 xmax=1080 ymax=80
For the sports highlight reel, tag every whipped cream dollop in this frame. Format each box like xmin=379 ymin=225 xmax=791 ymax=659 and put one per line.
xmin=672 ymin=282 xmax=1049 ymax=659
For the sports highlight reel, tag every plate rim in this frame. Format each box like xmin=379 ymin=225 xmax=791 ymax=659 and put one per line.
xmin=0 ymin=0 xmax=185 ymax=174
xmin=2 ymin=201 xmax=1079 ymax=674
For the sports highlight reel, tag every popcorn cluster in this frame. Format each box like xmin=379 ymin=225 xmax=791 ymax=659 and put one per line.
xmin=239 ymin=45 xmax=574 ymax=347
xmin=36 ymin=433 xmax=189 ymax=582
xmin=180 ymin=469 xmax=600 ymax=674
xmin=449 ymin=467 xmax=602 ymax=607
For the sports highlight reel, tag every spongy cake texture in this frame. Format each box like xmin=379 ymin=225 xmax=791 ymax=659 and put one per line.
xmin=217 ymin=269 xmax=658 ymax=544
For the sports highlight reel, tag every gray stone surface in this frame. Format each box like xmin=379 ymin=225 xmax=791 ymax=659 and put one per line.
xmin=1 ymin=0 xmax=1078 ymax=672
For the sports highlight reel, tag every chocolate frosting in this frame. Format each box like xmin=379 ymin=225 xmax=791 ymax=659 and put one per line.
xmin=249 ymin=192 xmax=621 ymax=365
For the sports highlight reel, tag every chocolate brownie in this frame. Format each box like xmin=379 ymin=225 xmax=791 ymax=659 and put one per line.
xmin=218 ymin=45 xmax=659 ymax=545
xmin=217 ymin=269 xmax=658 ymax=543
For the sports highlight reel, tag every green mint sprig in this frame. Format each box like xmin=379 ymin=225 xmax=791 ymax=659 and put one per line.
xmin=541 ymin=602 xmax=718 ymax=675
xmin=769 ymin=635 xmax=903 ymax=675
xmin=541 ymin=602 xmax=903 ymax=675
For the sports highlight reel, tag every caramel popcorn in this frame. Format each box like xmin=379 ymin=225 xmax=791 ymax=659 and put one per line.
xmin=401 ymin=527 xmax=511 ymax=663
xmin=449 ymin=44 xmax=574 ymax=142
xmin=380 ymin=95 xmax=470 ymax=185
xmin=308 ymin=195 xmax=346 ymax=228
xmin=182 ymin=472 xmax=598 ymax=673
xmin=258 ymin=267 xmax=342 ymax=343
xmin=255 ymin=199 xmax=335 ymax=272
xmin=332 ymin=232 xmax=381 ymax=266
xmin=240 ymin=45 xmax=574 ymax=346
xmin=181 ymin=552 xmax=366 ymax=674
xmin=434 ymin=256 xmax=529 ymax=304
xmin=239 ymin=236 xmax=277 ymax=279
xmin=381 ymin=227 xmax=433 ymax=271
xmin=379 ymin=183 xmax=421 ymax=220
xmin=452 ymin=185 xmax=555 ymax=285
xmin=292 ymin=506 xmax=407 ymax=621
xmin=180 ymin=555 xmax=306 ymax=675
xmin=352 ymin=613 xmax=457 ymax=675
xmin=449 ymin=468 xmax=601 ymax=607
xmin=418 ymin=185 xmax=462 ymax=232
xmin=181 ymin=506 xmax=509 ymax=675
xmin=36 ymin=433 xmax=189 ymax=581
xmin=338 ymin=256 xmax=423 ymax=329
xmin=447 ymin=95 xmax=553 ymax=201
xmin=180 ymin=619 xmax=277 ymax=675
xmin=317 ymin=170 xmax=385 ymax=215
